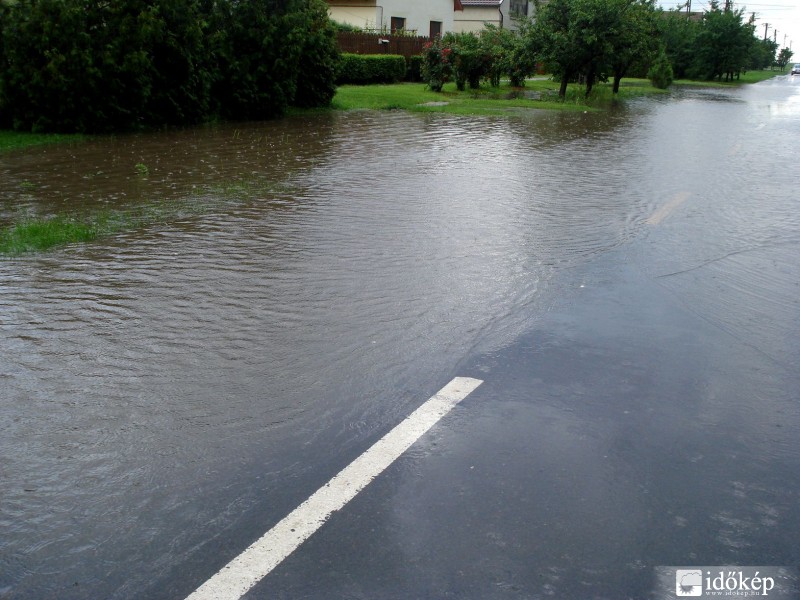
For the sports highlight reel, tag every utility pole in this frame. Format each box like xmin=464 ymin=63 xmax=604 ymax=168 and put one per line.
xmin=763 ymin=23 xmax=769 ymax=41
xmin=774 ymin=29 xmax=777 ymax=43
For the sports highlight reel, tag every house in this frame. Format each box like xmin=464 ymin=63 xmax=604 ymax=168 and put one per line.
xmin=326 ymin=0 xmax=531 ymax=36
xmin=455 ymin=0 xmax=503 ymax=33
xmin=327 ymin=0 xmax=455 ymax=36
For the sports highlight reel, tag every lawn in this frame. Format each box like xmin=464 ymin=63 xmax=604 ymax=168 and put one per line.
xmin=674 ymin=69 xmax=780 ymax=87
xmin=330 ymin=78 xmax=671 ymax=117
xmin=330 ymin=70 xmax=780 ymax=117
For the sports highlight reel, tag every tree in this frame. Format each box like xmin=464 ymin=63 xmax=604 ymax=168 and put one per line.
xmin=647 ymin=47 xmax=674 ymax=88
xmin=289 ymin=0 xmax=340 ymax=108
xmin=608 ymin=0 xmax=660 ymax=93
xmin=480 ymin=24 xmax=538 ymax=88
xmin=749 ymin=38 xmax=778 ymax=70
xmin=693 ymin=2 xmax=755 ymax=81
xmin=533 ymin=0 xmax=631 ymax=97
xmin=658 ymin=9 xmax=701 ymax=80
xmin=777 ymin=48 xmax=794 ymax=70
xmin=532 ymin=0 xmax=593 ymax=97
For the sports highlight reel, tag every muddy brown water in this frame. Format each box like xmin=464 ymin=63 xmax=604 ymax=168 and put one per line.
xmin=1 ymin=78 xmax=799 ymax=598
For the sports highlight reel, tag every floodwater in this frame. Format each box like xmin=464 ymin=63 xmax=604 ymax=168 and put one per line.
xmin=1 ymin=76 xmax=799 ymax=599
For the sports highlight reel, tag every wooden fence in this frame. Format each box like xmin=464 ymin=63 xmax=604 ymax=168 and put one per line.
xmin=337 ymin=32 xmax=430 ymax=60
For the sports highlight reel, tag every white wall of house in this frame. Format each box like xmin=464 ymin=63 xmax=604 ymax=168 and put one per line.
xmin=327 ymin=0 xmax=455 ymax=35
xmin=327 ymin=0 xmax=530 ymax=35
xmin=454 ymin=7 xmax=502 ymax=33
xmin=328 ymin=2 xmax=379 ymax=29
xmin=379 ymin=0 xmax=455 ymax=35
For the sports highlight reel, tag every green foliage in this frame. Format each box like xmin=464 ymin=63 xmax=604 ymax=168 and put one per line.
xmin=658 ymin=10 xmax=700 ymax=79
xmin=648 ymin=48 xmax=674 ymax=88
xmin=336 ymin=54 xmax=407 ymax=84
xmin=693 ymin=3 xmax=755 ymax=80
xmin=0 ymin=0 xmax=339 ymax=132
xmin=437 ymin=26 xmax=536 ymax=91
xmin=291 ymin=0 xmax=340 ymax=108
xmin=749 ymin=38 xmax=778 ymax=70
xmin=607 ymin=0 xmax=660 ymax=93
xmin=208 ymin=0 xmax=298 ymax=120
xmin=0 ymin=0 xmax=212 ymax=132
xmin=658 ymin=2 xmax=757 ymax=81
xmin=407 ymin=55 xmax=423 ymax=82
xmin=480 ymin=24 xmax=537 ymax=88
xmin=331 ymin=20 xmax=362 ymax=33
xmin=421 ymin=37 xmax=454 ymax=92
xmin=532 ymin=0 xmax=630 ymax=97
xmin=443 ymin=32 xmax=486 ymax=91
xmin=777 ymin=48 xmax=794 ymax=70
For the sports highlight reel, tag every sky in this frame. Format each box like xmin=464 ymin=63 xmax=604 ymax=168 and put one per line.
xmin=658 ymin=0 xmax=800 ymax=55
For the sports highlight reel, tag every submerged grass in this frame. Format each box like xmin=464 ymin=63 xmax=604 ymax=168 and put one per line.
xmin=0 ymin=130 xmax=88 ymax=153
xmin=0 ymin=208 xmax=149 ymax=255
xmin=0 ymin=203 xmax=199 ymax=256
xmin=1 ymin=215 xmax=107 ymax=255
xmin=0 ymin=181 xmax=290 ymax=256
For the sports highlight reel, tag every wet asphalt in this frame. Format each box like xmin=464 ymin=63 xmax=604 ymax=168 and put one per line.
xmin=180 ymin=243 xmax=800 ymax=599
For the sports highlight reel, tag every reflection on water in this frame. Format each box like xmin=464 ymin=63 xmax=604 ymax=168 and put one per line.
xmin=1 ymin=77 xmax=799 ymax=598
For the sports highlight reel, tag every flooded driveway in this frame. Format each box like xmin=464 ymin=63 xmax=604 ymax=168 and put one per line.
xmin=1 ymin=77 xmax=799 ymax=599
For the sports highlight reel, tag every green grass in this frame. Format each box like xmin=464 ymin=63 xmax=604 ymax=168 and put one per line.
xmin=330 ymin=78 xmax=678 ymax=117
xmin=0 ymin=130 xmax=88 ymax=153
xmin=0 ymin=215 xmax=107 ymax=254
xmin=0 ymin=204 xmax=191 ymax=255
xmin=674 ymin=69 xmax=779 ymax=87
xmin=332 ymin=81 xmax=593 ymax=116
xmin=329 ymin=70 xmax=777 ymax=117
xmin=0 ymin=181 xmax=289 ymax=255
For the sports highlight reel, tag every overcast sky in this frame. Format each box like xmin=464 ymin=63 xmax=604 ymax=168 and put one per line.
xmin=658 ymin=0 xmax=799 ymax=55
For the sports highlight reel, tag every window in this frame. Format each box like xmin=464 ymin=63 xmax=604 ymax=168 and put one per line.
xmin=430 ymin=21 xmax=442 ymax=38
xmin=390 ymin=16 xmax=406 ymax=34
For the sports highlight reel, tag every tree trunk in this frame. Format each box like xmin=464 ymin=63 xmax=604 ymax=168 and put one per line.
xmin=559 ymin=75 xmax=569 ymax=98
xmin=613 ymin=73 xmax=622 ymax=94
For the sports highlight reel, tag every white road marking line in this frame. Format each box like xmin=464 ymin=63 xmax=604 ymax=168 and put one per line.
xmin=646 ymin=191 xmax=691 ymax=225
xmin=186 ymin=376 xmax=483 ymax=600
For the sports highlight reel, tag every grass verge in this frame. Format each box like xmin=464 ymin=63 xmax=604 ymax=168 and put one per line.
xmin=0 ymin=130 xmax=88 ymax=153
xmin=329 ymin=70 xmax=777 ymax=116
xmin=331 ymin=78 xmax=673 ymax=116
xmin=674 ymin=69 xmax=779 ymax=87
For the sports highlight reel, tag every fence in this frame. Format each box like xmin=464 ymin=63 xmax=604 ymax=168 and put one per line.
xmin=337 ymin=32 xmax=429 ymax=60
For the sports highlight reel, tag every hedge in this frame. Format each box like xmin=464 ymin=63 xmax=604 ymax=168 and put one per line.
xmin=336 ymin=54 xmax=407 ymax=85
xmin=0 ymin=0 xmax=339 ymax=133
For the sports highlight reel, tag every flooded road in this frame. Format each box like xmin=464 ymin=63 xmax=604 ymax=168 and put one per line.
xmin=1 ymin=76 xmax=799 ymax=599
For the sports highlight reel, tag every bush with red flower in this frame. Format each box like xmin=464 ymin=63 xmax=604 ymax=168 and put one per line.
xmin=421 ymin=37 xmax=454 ymax=92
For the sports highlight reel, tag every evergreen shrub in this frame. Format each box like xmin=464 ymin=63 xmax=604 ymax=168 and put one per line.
xmin=336 ymin=54 xmax=407 ymax=84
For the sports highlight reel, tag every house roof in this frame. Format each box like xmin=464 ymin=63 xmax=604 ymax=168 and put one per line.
xmin=460 ymin=0 xmax=503 ymax=6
